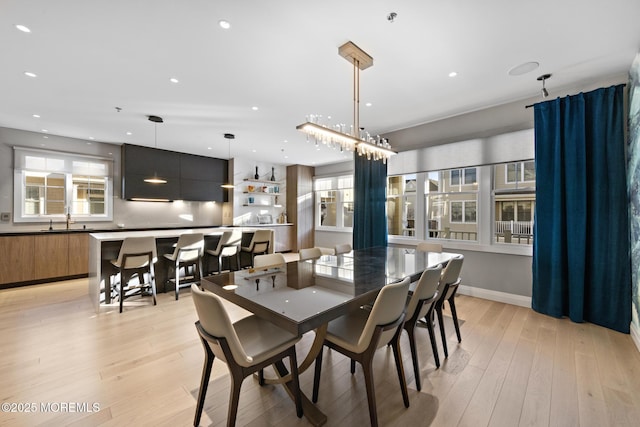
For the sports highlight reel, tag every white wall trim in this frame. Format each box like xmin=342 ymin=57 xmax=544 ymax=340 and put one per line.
xmin=458 ymin=285 xmax=531 ymax=308
xmin=631 ymin=322 xmax=640 ymax=354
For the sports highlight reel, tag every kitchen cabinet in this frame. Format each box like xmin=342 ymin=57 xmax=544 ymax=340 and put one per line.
xmin=68 ymin=233 xmax=89 ymax=276
xmin=0 ymin=233 xmax=90 ymax=286
xmin=121 ymin=144 xmax=228 ymax=202
xmin=0 ymin=235 xmax=35 ymax=284
xmin=34 ymin=234 xmax=69 ymax=280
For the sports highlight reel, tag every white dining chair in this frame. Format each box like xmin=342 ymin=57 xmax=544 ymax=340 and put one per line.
xmin=299 ymin=247 xmax=322 ymax=261
xmin=402 ymin=264 xmax=443 ymax=389
xmin=312 ymin=277 xmax=411 ymax=427
xmin=191 ymin=284 xmax=303 ymax=426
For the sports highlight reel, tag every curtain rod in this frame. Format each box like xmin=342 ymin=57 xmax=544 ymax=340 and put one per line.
xmin=524 ymin=83 xmax=626 ymax=109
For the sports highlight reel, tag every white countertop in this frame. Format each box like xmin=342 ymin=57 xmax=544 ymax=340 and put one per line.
xmin=89 ymin=226 xmax=280 ymax=242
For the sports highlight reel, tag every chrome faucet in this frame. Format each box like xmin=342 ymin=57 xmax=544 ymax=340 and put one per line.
xmin=66 ymin=213 xmax=72 ymax=229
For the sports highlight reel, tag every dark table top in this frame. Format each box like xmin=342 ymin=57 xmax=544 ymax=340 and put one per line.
xmin=201 ymin=246 xmax=457 ymax=336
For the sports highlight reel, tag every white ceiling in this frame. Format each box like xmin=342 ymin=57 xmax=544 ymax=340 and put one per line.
xmin=1 ymin=0 xmax=639 ymax=166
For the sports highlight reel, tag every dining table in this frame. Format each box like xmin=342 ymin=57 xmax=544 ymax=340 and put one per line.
xmin=200 ymin=246 xmax=458 ymax=426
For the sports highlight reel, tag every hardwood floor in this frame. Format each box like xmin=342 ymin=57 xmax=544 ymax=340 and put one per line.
xmin=1 ymin=278 xmax=638 ymax=426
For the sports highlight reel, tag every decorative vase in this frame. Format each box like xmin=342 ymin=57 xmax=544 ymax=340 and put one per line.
xmin=254 ymin=166 xmax=259 ymax=180
xmin=270 ymin=167 xmax=276 ymax=181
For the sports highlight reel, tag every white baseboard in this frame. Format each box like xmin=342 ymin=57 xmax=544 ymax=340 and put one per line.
xmin=631 ymin=322 xmax=640 ymax=353
xmin=458 ymin=285 xmax=531 ymax=308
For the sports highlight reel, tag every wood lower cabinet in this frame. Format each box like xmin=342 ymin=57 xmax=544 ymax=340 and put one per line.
xmin=68 ymin=233 xmax=89 ymax=276
xmin=34 ymin=234 xmax=69 ymax=280
xmin=0 ymin=233 xmax=90 ymax=286
xmin=0 ymin=235 xmax=35 ymax=284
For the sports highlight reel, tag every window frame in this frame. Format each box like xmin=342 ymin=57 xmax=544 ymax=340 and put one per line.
xmin=13 ymin=147 xmax=113 ymax=223
xmin=314 ymin=175 xmax=353 ymax=231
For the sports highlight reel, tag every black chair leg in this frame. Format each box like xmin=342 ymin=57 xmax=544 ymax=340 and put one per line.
xmin=436 ymin=305 xmax=449 ymax=358
xmin=350 ymin=359 xmax=356 ymax=374
xmin=362 ymin=356 xmax=379 ymax=427
xmin=227 ymin=372 xmax=242 ymax=427
xmin=405 ymin=325 xmax=421 ymax=391
xmin=194 ymin=338 xmax=215 ymax=427
xmin=119 ymin=272 xmax=125 ymax=313
xmin=288 ymin=349 xmax=303 ymax=418
xmin=258 ymin=369 xmax=264 ymax=386
xmin=312 ymin=347 xmax=323 ymax=403
xmin=449 ymin=298 xmax=462 ymax=343
xmin=425 ymin=313 xmax=440 ymax=368
xmin=391 ymin=334 xmax=410 ymax=408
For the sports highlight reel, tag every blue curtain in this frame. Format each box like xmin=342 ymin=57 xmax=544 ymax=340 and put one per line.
xmin=532 ymin=85 xmax=631 ymax=333
xmin=353 ymin=153 xmax=388 ymax=249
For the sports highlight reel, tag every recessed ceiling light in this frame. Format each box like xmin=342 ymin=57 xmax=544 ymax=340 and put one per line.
xmin=284 ymin=155 xmax=289 ymax=159
xmin=207 ymin=147 xmax=212 ymax=150
xmin=252 ymin=106 xmax=259 ymax=111
xmin=41 ymin=129 xmax=48 ymax=132
xmin=283 ymin=139 xmax=288 ymax=143
xmin=219 ymin=20 xmax=231 ymax=29
xmin=32 ymin=114 xmax=40 ymax=118
xmin=15 ymin=24 xmax=31 ymax=33
xmin=24 ymin=71 xmax=37 ymax=78
xmin=508 ymin=61 xmax=539 ymax=76
xmin=126 ymin=131 xmax=132 ymax=135
xmin=252 ymin=149 xmax=256 ymax=153
xmin=89 ymin=137 xmax=95 ymax=140
xmin=42 ymin=136 xmax=48 ymax=139
xmin=86 ymin=142 xmax=92 ymax=145
xmin=365 ymin=102 xmax=372 ymax=107
xmin=448 ymin=71 xmax=458 ymax=77
xmin=169 ymin=77 xmax=179 ymax=83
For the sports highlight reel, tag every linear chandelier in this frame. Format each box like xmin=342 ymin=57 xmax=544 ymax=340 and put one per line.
xmin=296 ymin=41 xmax=396 ymax=163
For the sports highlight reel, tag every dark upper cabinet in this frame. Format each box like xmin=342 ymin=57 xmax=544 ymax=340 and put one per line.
xmin=122 ymin=144 xmax=228 ymax=202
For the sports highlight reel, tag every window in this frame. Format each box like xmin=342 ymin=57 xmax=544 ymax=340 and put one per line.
xmin=450 ymin=168 xmax=477 ymax=186
xmin=315 ymin=175 xmax=353 ymax=230
xmin=494 ymin=160 xmax=536 ymax=245
xmin=425 ymin=168 xmax=478 ymax=241
xmin=14 ymin=147 xmax=113 ymax=222
xmin=387 ymin=175 xmax=417 ymax=237
xmin=506 ymin=161 xmax=535 ymax=183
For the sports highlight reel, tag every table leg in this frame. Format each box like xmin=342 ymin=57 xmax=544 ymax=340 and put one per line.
xmin=273 ymin=360 xmax=327 ymax=426
xmin=261 ymin=323 xmax=327 ymax=384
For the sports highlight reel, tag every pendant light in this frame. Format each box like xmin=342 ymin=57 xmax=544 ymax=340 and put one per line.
xmin=221 ymin=133 xmax=235 ymax=189
xmin=144 ymin=115 xmax=167 ymax=184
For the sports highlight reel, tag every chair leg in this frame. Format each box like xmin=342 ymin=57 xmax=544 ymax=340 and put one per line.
xmin=391 ymin=333 xmax=410 ymax=408
xmin=449 ymin=298 xmax=462 ymax=343
xmin=227 ymin=371 xmax=243 ymax=427
xmin=194 ymin=337 xmax=215 ymax=427
xmin=405 ymin=324 xmax=421 ymax=391
xmin=436 ymin=304 xmax=449 ymax=358
xmin=361 ymin=356 xmax=379 ymax=427
xmin=119 ymin=271 xmax=125 ymax=313
xmin=425 ymin=312 xmax=440 ymax=368
xmin=150 ymin=267 xmax=157 ymax=306
xmin=312 ymin=347 xmax=324 ymax=403
xmin=175 ymin=263 xmax=180 ymax=300
xmin=350 ymin=359 xmax=356 ymax=374
xmin=288 ymin=349 xmax=303 ymax=418
xmin=258 ymin=369 xmax=264 ymax=386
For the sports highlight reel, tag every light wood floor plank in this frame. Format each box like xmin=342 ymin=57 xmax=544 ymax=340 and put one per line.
xmin=1 ymin=279 xmax=639 ymax=426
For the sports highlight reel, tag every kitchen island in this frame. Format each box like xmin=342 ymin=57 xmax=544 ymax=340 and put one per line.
xmin=88 ymin=226 xmax=284 ymax=312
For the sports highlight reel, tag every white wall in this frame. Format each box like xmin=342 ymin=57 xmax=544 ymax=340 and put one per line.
xmin=0 ymin=127 xmax=223 ymax=232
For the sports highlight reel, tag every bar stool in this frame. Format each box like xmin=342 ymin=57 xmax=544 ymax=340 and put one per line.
xmin=110 ymin=236 xmax=158 ymax=313
xmin=239 ymin=229 xmax=271 ymax=268
xmin=205 ymin=230 xmax=241 ymax=274
xmin=164 ymin=233 xmax=204 ymax=300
